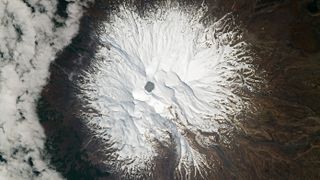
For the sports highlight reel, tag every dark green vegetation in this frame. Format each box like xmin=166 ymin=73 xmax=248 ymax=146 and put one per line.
xmin=37 ymin=97 xmax=110 ymax=180
xmin=35 ymin=0 xmax=111 ymax=179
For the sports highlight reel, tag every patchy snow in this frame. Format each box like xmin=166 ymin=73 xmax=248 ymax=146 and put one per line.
xmin=0 ymin=0 xmax=91 ymax=179
xmin=78 ymin=3 xmax=262 ymax=179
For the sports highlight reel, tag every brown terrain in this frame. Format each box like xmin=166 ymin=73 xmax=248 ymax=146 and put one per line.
xmin=38 ymin=0 xmax=320 ymax=179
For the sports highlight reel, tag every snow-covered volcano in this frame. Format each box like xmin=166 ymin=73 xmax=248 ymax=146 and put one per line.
xmin=77 ymin=3 xmax=261 ymax=179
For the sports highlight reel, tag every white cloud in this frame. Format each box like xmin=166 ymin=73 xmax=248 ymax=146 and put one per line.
xmin=0 ymin=0 xmax=92 ymax=179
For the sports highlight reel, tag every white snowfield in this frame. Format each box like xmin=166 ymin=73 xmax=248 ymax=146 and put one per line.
xmin=0 ymin=0 xmax=91 ymax=179
xmin=78 ymin=3 xmax=262 ymax=179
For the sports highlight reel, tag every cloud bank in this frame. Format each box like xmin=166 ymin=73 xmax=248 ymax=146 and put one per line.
xmin=0 ymin=0 xmax=91 ymax=179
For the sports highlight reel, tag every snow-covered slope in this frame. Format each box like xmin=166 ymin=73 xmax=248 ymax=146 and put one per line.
xmin=78 ymin=3 xmax=262 ymax=179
